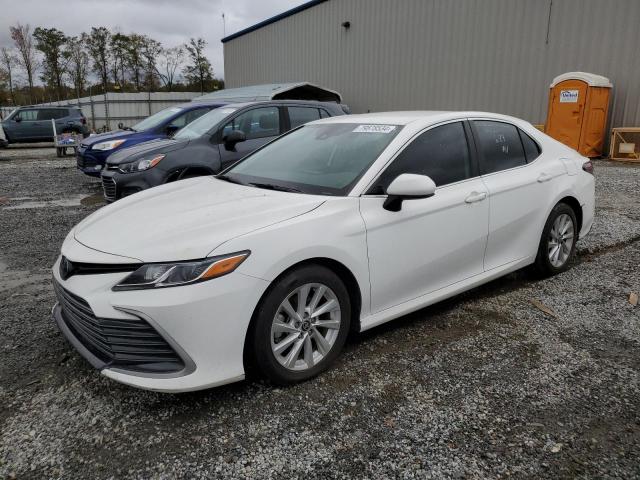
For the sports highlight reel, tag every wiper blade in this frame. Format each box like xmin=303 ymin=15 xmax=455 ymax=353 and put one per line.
xmin=216 ymin=174 xmax=246 ymax=186
xmin=122 ymin=126 xmax=136 ymax=132
xmin=249 ymin=182 xmax=302 ymax=193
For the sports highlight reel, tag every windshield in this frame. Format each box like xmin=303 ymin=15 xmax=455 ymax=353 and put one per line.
xmin=174 ymin=107 xmax=238 ymax=140
xmin=132 ymin=107 xmax=183 ymax=131
xmin=224 ymin=123 xmax=401 ymax=196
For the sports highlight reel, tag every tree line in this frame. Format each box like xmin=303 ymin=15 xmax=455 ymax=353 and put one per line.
xmin=0 ymin=23 xmax=224 ymax=107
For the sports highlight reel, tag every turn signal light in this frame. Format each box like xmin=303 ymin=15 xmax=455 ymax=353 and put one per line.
xmin=201 ymin=253 xmax=249 ymax=280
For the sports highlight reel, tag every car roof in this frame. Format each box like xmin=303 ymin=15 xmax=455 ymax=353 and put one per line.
xmin=312 ymin=111 xmax=529 ymax=126
xmin=211 ymin=100 xmax=341 ymax=109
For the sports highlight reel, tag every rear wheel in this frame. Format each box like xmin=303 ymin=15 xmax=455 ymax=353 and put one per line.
xmin=250 ymin=265 xmax=351 ymax=385
xmin=533 ymin=203 xmax=577 ymax=276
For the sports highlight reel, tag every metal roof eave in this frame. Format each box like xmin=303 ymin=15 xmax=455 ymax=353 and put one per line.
xmin=221 ymin=0 xmax=329 ymax=43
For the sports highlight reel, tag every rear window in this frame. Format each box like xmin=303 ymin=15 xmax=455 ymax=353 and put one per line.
xmin=473 ymin=120 xmax=527 ymax=175
xmin=37 ymin=109 xmax=67 ymax=121
xmin=288 ymin=107 xmax=322 ymax=128
xmin=519 ymin=129 xmax=541 ymax=162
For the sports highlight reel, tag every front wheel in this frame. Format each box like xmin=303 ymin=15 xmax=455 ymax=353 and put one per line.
xmin=250 ymin=265 xmax=351 ymax=385
xmin=533 ymin=203 xmax=577 ymax=276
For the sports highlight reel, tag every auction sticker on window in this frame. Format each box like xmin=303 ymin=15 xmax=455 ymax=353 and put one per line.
xmin=353 ymin=125 xmax=397 ymax=133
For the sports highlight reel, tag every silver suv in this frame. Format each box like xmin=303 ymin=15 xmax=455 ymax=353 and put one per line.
xmin=1 ymin=106 xmax=89 ymax=144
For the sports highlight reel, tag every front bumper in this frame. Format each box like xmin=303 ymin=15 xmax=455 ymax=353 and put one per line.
xmin=101 ymin=167 xmax=165 ymax=202
xmin=52 ymin=253 xmax=270 ymax=392
xmin=76 ymin=146 xmax=108 ymax=176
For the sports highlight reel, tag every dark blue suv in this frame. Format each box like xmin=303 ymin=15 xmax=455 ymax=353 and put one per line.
xmin=76 ymin=102 xmax=224 ymax=176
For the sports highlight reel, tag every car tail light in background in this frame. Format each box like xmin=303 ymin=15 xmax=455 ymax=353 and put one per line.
xmin=80 ymin=117 xmax=87 ymax=125
xmin=582 ymin=160 xmax=594 ymax=174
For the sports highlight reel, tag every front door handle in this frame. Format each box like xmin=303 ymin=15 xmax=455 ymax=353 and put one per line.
xmin=537 ymin=172 xmax=553 ymax=183
xmin=465 ymin=191 xmax=487 ymax=203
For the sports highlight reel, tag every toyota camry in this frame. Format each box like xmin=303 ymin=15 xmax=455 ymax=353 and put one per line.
xmin=52 ymin=111 xmax=595 ymax=392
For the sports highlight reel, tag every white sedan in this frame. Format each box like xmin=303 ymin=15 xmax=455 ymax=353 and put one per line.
xmin=52 ymin=111 xmax=595 ymax=392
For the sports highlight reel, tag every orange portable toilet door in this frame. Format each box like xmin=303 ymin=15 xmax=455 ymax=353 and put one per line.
xmin=578 ymin=87 xmax=610 ymax=157
xmin=546 ymin=80 xmax=588 ymax=151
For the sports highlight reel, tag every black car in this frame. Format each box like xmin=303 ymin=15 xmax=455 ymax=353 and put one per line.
xmin=100 ymin=101 xmax=348 ymax=202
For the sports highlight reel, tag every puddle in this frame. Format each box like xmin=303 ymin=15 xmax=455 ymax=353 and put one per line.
xmin=3 ymin=194 xmax=90 ymax=210
xmin=80 ymin=193 xmax=105 ymax=206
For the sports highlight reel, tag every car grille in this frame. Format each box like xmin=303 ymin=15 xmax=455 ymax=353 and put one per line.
xmin=102 ymin=176 xmax=117 ymax=201
xmin=77 ymin=150 xmax=99 ymax=169
xmin=53 ymin=280 xmax=185 ymax=373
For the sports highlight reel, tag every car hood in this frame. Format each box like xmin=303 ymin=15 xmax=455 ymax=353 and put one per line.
xmin=73 ymin=177 xmax=325 ymax=262
xmin=106 ymin=138 xmax=188 ymax=164
xmin=82 ymin=130 xmax=140 ymax=146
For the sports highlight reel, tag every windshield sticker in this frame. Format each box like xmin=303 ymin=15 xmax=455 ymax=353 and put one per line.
xmin=353 ymin=125 xmax=397 ymax=134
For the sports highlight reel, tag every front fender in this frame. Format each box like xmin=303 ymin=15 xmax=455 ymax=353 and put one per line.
xmin=210 ymin=198 xmax=372 ymax=319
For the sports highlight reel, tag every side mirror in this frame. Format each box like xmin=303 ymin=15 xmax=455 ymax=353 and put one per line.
xmin=223 ymin=130 xmax=246 ymax=151
xmin=14 ymin=116 xmax=22 ymax=122
xmin=383 ymin=173 xmax=436 ymax=212
xmin=165 ymin=124 xmax=180 ymax=137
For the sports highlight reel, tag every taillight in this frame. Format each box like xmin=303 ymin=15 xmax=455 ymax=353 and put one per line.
xmin=80 ymin=117 xmax=87 ymax=125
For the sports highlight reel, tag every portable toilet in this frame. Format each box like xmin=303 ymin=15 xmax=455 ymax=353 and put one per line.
xmin=545 ymin=72 xmax=612 ymax=157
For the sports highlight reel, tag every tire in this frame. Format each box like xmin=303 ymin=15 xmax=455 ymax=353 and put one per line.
xmin=249 ymin=265 xmax=351 ymax=385
xmin=533 ymin=202 xmax=578 ymax=277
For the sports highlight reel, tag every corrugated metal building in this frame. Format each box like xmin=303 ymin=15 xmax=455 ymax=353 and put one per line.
xmin=222 ymin=0 xmax=640 ymax=133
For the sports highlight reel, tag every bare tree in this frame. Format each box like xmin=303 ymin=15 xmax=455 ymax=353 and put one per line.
xmin=0 ymin=47 xmax=17 ymax=104
xmin=183 ymin=38 xmax=213 ymax=95
xmin=126 ymin=34 xmax=148 ymax=91
xmin=65 ymin=36 xmax=89 ymax=100
xmin=85 ymin=27 xmax=111 ymax=94
xmin=110 ymin=32 xmax=128 ymax=89
xmin=155 ymin=46 xmax=183 ymax=92
xmin=85 ymin=27 xmax=112 ymax=128
xmin=10 ymin=23 xmax=39 ymax=102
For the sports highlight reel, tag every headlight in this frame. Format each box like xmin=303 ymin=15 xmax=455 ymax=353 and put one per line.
xmin=119 ymin=154 xmax=165 ymax=173
xmin=93 ymin=139 xmax=126 ymax=151
xmin=112 ymin=251 xmax=250 ymax=291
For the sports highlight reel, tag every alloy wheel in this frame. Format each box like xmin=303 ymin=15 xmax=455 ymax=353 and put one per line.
xmin=270 ymin=283 xmax=341 ymax=371
xmin=548 ymin=213 xmax=574 ymax=268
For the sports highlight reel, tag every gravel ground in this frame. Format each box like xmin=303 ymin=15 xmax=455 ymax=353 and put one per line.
xmin=0 ymin=145 xmax=639 ymax=479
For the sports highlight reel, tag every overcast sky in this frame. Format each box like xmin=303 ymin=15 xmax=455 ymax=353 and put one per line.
xmin=0 ymin=0 xmax=303 ymax=81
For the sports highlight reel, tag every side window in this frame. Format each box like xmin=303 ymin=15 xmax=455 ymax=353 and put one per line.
xmin=168 ymin=112 xmax=190 ymax=128
xmin=319 ymin=109 xmax=331 ymax=119
xmin=373 ymin=121 xmax=472 ymax=191
xmin=222 ymin=107 xmax=280 ymax=140
xmin=17 ymin=110 xmax=38 ymax=121
xmin=37 ymin=109 xmax=57 ymax=121
xmin=288 ymin=106 xmax=321 ymax=129
xmin=519 ymin=129 xmax=541 ymax=162
xmin=473 ymin=121 xmax=526 ymax=174
xmin=187 ymin=107 xmax=211 ymax=123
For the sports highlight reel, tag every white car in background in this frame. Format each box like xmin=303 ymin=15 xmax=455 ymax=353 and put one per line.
xmin=52 ymin=111 xmax=595 ymax=392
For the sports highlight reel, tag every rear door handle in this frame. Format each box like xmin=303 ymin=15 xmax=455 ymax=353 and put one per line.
xmin=537 ymin=172 xmax=553 ymax=183
xmin=465 ymin=191 xmax=487 ymax=203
